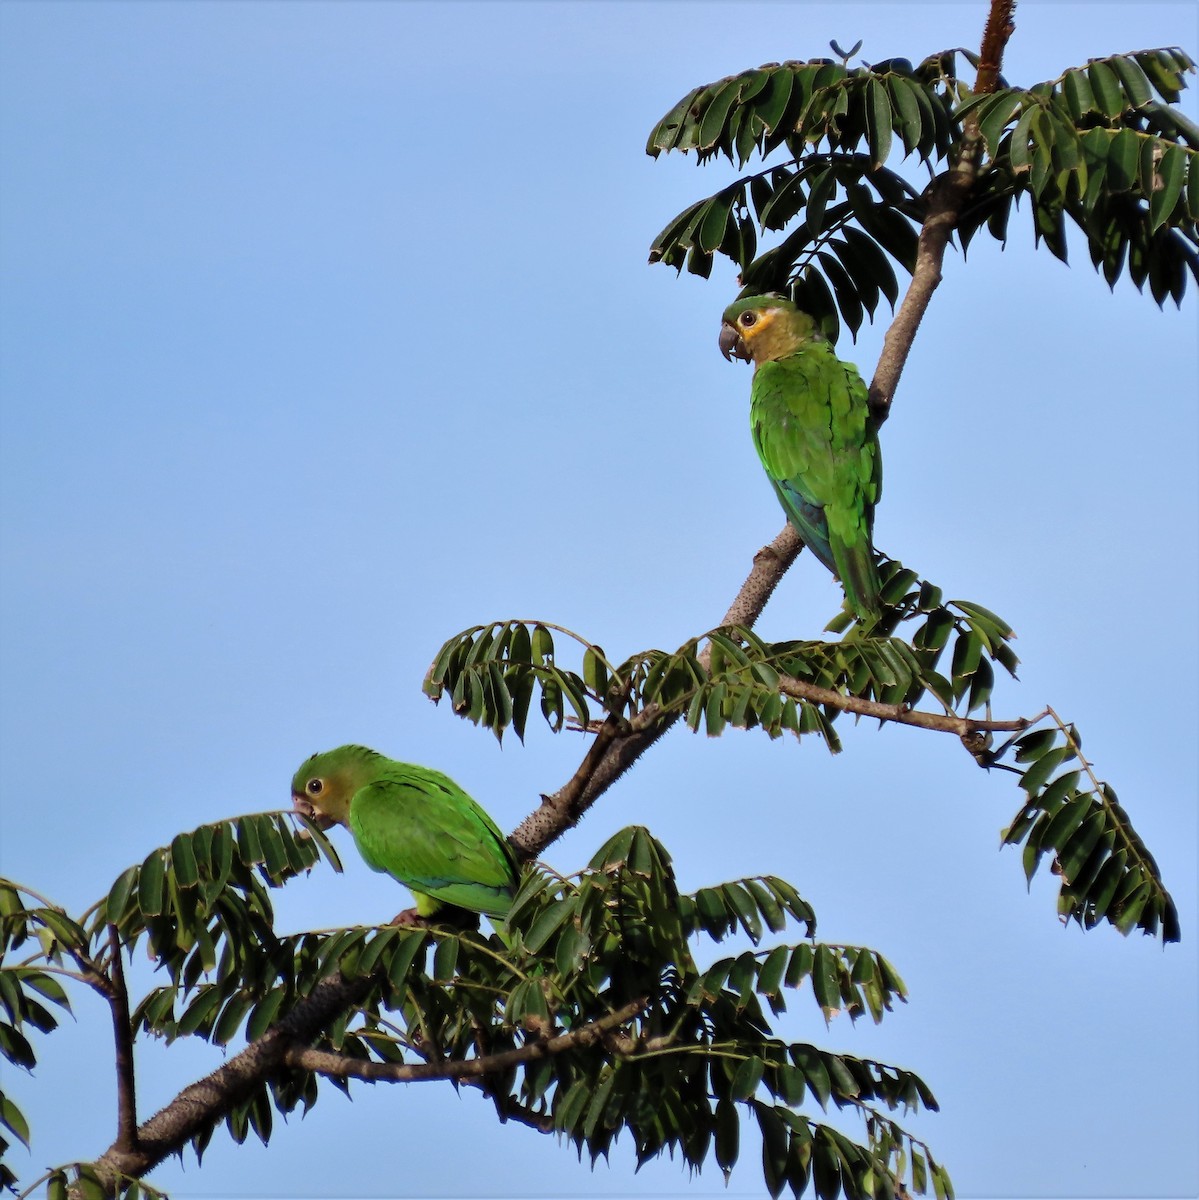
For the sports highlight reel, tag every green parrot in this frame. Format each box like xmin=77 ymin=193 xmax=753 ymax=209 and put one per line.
xmin=719 ymin=295 xmax=883 ymax=619
xmin=291 ymin=744 xmax=519 ymax=924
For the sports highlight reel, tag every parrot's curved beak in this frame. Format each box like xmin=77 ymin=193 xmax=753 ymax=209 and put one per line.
xmin=292 ymin=793 xmax=336 ymax=831
xmin=719 ymin=322 xmax=751 ymax=363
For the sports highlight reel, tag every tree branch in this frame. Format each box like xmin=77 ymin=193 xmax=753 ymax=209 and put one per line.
xmin=869 ymin=0 xmax=1017 ymax=424
xmin=775 ymin=674 xmax=1029 ymax=737
xmin=106 ymin=925 xmax=138 ymax=1154
xmin=89 ymin=971 xmax=373 ymax=1190
xmin=283 ymin=997 xmax=647 ymax=1084
xmin=509 ymin=525 xmax=802 ymax=859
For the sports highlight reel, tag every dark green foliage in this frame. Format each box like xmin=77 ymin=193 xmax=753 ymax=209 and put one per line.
xmin=996 ymin=717 xmax=1179 ymax=941
xmin=0 ymin=885 xmax=77 ymax=1193
xmin=40 ymin=1166 xmax=164 ymax=1200
xmin=423 ymin=581 xmax=1175 ymax=946
xmin=423 ymin=568 xmax=1018 ymax=748
xmin=0 ymin=816 xmax=344 ymax=1179
xmin=1 ymin=826 xmax=948 ymax=1200
xmin=648 ymin=47 xmax=1197 ymax=332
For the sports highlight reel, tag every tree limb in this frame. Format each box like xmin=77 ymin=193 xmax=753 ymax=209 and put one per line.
xmin=508 ymin=525 xmax=802 ymax=859
xmin=89 ymin=972 xmax=373 ymax=1190
xmin=284 ymin=998 xmax=647 ymax=1084
xmin=869 ymin=0 xmax=1016 ymax=424
xmin=105 ymin=926 xmax=138 ymax=1155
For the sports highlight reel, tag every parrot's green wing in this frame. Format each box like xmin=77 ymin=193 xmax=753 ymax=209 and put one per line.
xmin=347 ymin=766 xmax=518 ymax=918
xmin=750 ymin=342 xmax=882 ymax=617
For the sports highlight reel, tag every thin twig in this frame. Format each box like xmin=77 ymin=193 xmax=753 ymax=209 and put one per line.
xmin=459 ymin=1079 xmax=556 ymax=1132
xmin=776 ymin=674 xmax=1029 ymax=736
xmin=284 ymin=998 xmax=647 ymax=1084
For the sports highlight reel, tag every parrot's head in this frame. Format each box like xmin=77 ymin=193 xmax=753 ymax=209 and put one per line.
xmin=291 ymin=744 xmax=385 ymax=830
xmin=719 ymin=295 xmax=821 ymax=366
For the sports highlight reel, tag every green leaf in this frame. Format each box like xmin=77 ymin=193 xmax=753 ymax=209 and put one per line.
xmin=884 ymin=75 xmax=923 ymax=156
xmin=531 ymin=624 xmax=554 ymax=663
xmin=75 ymin=1172 xmax=107 ymax=1200
xmin=731 ymin=1053 xmax=765 ymax=1101
xmin=811 ymin=945 xmax=840 ymax=1016
xmin=1058 ymin=811 xmax=1109 ymax=886
xmin=1134 ymin=49 xmax=1189 ymax=105
xmin=1014 ymin=727 xmax=1058 ymax=762
xmin=0 ymin=1092 xmax=29 ymax=1148
xmin=246 ymin=988 xmax=287 ymax=1041
xmin=805 ymin=169 xmax=838 ymax=237
xmin=1009 ymin=105 xmax=1037 ymax=173
xmin=1106 ymin=128 xmax=1140 ymax=191
xmin=758 ymin=945 xmax=790 ymax=999
xmin=715 ymin=1096 xmax=740 ymax=1174
xmin=139 ymin=850 xmax=167 ymax=916
xmin=698 ymin=192 xmax=734 ymax=253
xmin=176 ymin=986 xmax=224 ymax=1037
xmin=1060 ymin=70 xmax=1096 ymax=121
xmin=1040 ymin=795 xmax=1092 ymax=851
xmin=582 ymin=646 xmax=608 ymax=697
xmin=1151 ymin=142 xmax=1187 ymax=231
xmin=1108 ymin=55 xmax=1153 ymax=109
xmin=386 ymin=930 xmax=429 ymax=991
xmin=169 ymin=835 xmax=199 ymax=892
xmin=521 ymin=898 xmax=573 ymax=954
xmin=213 ymin=991 xmax=252 ymax=1046
xmin=1087 ymin=61 xmax=1125 ymax=117
xmin=977 ymin=90 xmax=1023 ymax=159
xmin=106 ymin=866 xmax=139 ymax=925
xmin=236 ymin=815 xmax=263 ymax=865
xmin=841 ymin=225 xmax=900 ymax=307
xmin=432 ymin=935 xmax=459 ymax=982
xmin=1020 ymin=746 xmax=1072 ymax=797
xmin=865 ymin=77 xmax=893 ymax=166
xmin=699 ymin=79 xmax=746 ymax=152
xmin=258 ymin=815 xmax=289 ymax=879
xmin=757 ymin=1103 xmax=789 ymax=1199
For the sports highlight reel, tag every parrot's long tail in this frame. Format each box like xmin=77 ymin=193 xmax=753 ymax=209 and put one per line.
xmin=834 ymin=542 xmax=882 ymax=620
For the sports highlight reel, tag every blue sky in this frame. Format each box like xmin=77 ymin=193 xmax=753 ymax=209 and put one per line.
xmin=1 ymin=2 xmax=1196 ymax=1197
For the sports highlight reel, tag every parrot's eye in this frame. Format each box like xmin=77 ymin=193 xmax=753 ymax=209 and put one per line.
xmin=307 ymin=778 xmax=323 ymax=795
xmin=739 ymin=312 xmax=757 ymax=328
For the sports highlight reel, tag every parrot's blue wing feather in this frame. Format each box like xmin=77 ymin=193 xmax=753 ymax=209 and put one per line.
xmin=771 ymin=478 xmax=836 ymax=575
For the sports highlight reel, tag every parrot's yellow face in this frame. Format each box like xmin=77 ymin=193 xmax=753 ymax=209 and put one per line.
xmin=291 ymin=750 xmax=359 ymax=829
xmin=291 ymin=776 xmax=339 ymax=829
xmin=719 ymin=295 xmax=818 ymax=366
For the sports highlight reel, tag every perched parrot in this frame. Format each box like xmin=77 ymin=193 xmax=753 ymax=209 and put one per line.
xmin=719 ymin=295 xmax=883 ymax=620
xmin=291 ymin=744 xmax=519 ymax=924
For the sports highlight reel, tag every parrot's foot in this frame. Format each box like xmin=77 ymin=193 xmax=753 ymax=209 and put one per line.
xmin=389 ymin=907 xmax=428 ymax=927
xmin=389 ymin=905 xmax=482 ymax=931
